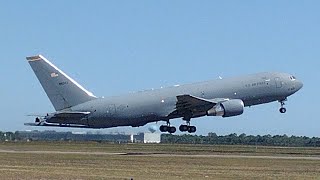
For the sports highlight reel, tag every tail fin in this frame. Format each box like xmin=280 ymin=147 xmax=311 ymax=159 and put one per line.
xmin=26 ymin=55 xmax=97 ymax=111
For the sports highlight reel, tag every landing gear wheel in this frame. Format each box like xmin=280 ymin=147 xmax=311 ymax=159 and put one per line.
xmin=160 ymin=125 xmax=168 ymax=132
xmin=181 ymin=117 xmax=196 ymax=133
xmin=279 ymin=107 xmax=286 ymax=113
xmin=179 ymin=125 xmax=188 ymax=132
xmin=160 ymin=121 xmax=176 ymax=133
xmin=168 ymin=126 xmax=176 ymax=134
xmin=188 ymin=126 xmax=196 ymax=133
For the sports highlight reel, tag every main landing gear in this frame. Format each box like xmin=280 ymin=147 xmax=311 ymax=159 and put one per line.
xmin=159 ymin=118 xmax=197 ymax=134
xmin=179 ymin=118 xmax=196 ymax=133
xmin=160 ymin=121 xmax=176 ymax=133
xmin=279 ymin=99 xmax=287 ymax=113
xmin=179 ymin=124 xmax=196 ymax=133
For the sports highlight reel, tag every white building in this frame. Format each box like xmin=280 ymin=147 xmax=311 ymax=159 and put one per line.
xmin=143 ymin=132 xmax=161 ymax=143
xmin=134 ymin=132 xmax=161 ymax=143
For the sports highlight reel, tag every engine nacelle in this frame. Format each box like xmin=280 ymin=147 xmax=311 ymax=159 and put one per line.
xmin=34 ymin=117 xmax=46 ymax=125
xmin=207 ymin=99 xmax=244 ymax=117
xmin=35 ymin=117 xmax=41 ymax=123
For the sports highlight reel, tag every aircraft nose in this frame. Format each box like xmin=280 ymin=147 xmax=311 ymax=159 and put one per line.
xmin=296 ymin=80 xmax=303 ymax=90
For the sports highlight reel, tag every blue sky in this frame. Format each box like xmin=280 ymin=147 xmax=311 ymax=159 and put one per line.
xmin=1 ymin=1 xmax=319 ymax=136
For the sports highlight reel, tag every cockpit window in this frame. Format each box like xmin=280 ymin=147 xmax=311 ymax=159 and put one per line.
xmin=290 ymin=76 xmax=296 ymax=81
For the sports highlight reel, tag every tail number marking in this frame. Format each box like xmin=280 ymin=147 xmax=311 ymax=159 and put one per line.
xmin=59 ymin=82 xmax=68 ymax=86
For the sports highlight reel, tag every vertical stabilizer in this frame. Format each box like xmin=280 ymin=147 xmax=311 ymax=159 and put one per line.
xmin=26 ymin=55 xmax=97 ymax=111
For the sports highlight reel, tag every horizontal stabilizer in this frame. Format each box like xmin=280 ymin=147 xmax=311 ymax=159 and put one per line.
xmin=24 ymin=122 xmax=41 ymax=126
xmin=25 ymin=111 xmax=91 ymax=128
xmin=24 ymin=122 xmax=90 ymax=128
xmin=53 ymin=111 xmax=90 ymax=118
xmin=26 ymin=114 xmax=47 ymax=117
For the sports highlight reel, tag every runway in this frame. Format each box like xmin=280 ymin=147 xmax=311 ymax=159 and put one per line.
xmin=0 ymin=143 xmax=319 ymax=179
xmin=0 ymin=149 xmax=319 ymax=161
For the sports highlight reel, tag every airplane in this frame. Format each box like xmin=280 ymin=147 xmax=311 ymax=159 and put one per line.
xmin=25 ymin=55 xmax=303 ymax=133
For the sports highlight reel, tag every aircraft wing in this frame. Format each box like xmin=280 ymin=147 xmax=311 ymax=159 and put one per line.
xmin=175 ymin=95 xmax=216 ymax=118
xmin=174 ymin=95 xmax=230 ymax=119
xmin=176 ymin=95 xmax=216 ymax=109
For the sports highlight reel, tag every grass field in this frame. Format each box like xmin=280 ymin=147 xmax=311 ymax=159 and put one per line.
xmin=0 ymin=142 xmax=319 ymax=179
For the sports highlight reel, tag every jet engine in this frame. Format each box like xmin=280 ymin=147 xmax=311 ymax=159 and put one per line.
xmin=207 ymin=99 xmax=244 ymax=117
xmin=34 ymin=117 xmax=46 ymax=125
xmin=35 ymin=117 xmax=41 ymax=123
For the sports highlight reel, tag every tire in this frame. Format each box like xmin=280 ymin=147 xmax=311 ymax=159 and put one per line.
xmin=179 ymin=125 xmax=188 ymax=132
xmin=168 ymin=126 xmax=176 ymax=134
xmin=160 ymin=125 xmax=168 ymax=132
xmin=279 ymin=108 xmax=286 ymax=113
xmin=188 ymin=126 xmax=196 ymax=133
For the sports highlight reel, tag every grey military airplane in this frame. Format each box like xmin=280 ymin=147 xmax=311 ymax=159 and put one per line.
xmin=25 ymin=55 xmax=303 ymax=133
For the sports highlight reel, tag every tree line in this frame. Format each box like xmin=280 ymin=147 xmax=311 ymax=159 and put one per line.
xmin=161 ymin=133 xmax=320 ymax=147
xmin=1 ymin=131 xmax=319 ymax=147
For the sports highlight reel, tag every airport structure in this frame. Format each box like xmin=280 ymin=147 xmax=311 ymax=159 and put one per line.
xmin=134 ymin=132 xmax=161 ymax=143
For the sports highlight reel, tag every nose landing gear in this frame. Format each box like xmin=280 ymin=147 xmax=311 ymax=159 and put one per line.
xmin=279 ymin=99 xmax=287 ymax=113
xmin=280 ymin=107 xmax=286 ymax=113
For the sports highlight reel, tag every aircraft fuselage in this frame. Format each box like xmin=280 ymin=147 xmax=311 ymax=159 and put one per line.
xmin=25 ymin=55 xmax=303 ymax=133
xmin=64 ymin=72 xmax=302 ymax=128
